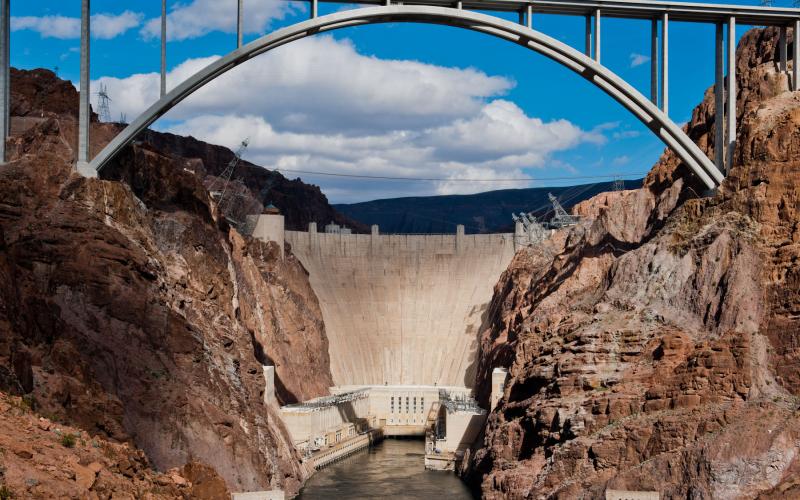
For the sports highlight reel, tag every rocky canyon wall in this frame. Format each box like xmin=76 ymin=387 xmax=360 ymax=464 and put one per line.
xmin=465 ymin=27 xmax=800 ymax=499
xmin=0 ymin=68 xmax=334 ymax=497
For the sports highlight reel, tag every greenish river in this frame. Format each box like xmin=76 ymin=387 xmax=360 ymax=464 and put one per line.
xmin=298 ymin=439 xmax=476 ymax=499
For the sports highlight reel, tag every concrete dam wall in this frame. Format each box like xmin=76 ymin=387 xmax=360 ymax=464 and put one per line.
xmin=285 ymin=227 xmax=516 ymax=388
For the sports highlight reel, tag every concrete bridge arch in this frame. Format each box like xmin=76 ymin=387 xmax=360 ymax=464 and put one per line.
xmin=85 ymin=5 xmax=725 ymax=188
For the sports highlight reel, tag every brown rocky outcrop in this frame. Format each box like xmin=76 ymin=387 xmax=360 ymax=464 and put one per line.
xmin=139 ymin=130 xmax=368 ymax=233
xmin=0 ymin=69 xmax=335 ymax=496
xmin=0 ymin=392 xmax=228 ymax=499
xmin=466 ymin=27 xmax=800 ymax=498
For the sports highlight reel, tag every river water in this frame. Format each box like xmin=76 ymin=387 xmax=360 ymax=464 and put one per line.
xmin=298 ymin=439 xmax=476 ymax=499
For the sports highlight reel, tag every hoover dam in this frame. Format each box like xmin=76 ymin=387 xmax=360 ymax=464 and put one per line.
xmin=250 ymin=216 xmax=519 ymax=474
xmin=284 ymin=224 xmax=516 ymax=388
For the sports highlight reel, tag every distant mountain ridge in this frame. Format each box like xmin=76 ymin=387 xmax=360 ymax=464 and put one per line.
xmin=334 ymin=179 xmax=643 ymax=234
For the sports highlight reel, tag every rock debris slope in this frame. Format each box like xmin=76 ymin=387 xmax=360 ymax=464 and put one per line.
xmin=0 ymin=68 xmax=334 ymax=497
xmin=465 ymin=27 xmax=800 ymax=499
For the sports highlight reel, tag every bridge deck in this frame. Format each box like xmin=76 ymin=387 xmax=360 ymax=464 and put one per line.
xmin=290 ymin=0 xmax=800 ymax=26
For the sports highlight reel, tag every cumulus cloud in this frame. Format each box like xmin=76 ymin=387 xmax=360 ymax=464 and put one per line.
xmin=11 ymin=16 xmax=79 ymax=39
xmin=95 ymin=36 xmax=514 ymax=135
xmin=12 ymin=11 xmax=143 ymax=40
xmin=94 ymin=36 xmax=605 ymax=201
xmin=629 ymin=53 xmax=650 ymax=68
xmin=424 ymin=100 xmax=604 ymax=163
xmin=92 ymin=11 xmax=144 ymax=39
xmin=141 ymin=0 xmax=297 ymax=41
xmin=166 ymin=106 xmax=601 ymax=199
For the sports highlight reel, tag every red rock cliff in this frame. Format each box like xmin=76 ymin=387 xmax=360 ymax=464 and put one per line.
xmin=0 ymin=68 xmax=334 ymax=497
xmin=466 ymin=27 xmax=800 ymax=499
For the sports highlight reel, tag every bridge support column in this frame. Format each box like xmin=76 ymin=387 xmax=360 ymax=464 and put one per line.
xmin=161 ymin=0 xmax=167 ymax=97
xmin=714 ymin=23 xmax=724 ymax=174
xmin=795 ymin=20 xmax=800 ymax=90
xmin=593 ymin=9 xmax=601 ymax=63
xmin=526 ymin=4 xmax=532 ymax=29
xmin=727 ymin=16 xmax=736 ymax=173
xmin=780 ymin=25 xmax=788 ymax=74
xmin=661 ymin=12 xmax=669 ymax=115
xmin=0 ymin=0 xmax=9 ymax=165
xmin=584 ymin=14 xmax=591 ymax=57
xmin=77 ymin=0 xmax=95 ymax=177
xmin=311 ymin=0 xmax=318 ymax=19
xmin=650 ymin=18 xmax=658 ymax=105
xmin=237 ymin=0 xmax=244 ymax=48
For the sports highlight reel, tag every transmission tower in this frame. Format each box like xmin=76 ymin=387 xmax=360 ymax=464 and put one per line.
xmin=760 ymin=0 xmax=772 ymax=6
xmin=96 ymin=83 xmax=112 ymax=123
xmin=612 ymin=176 xmax=625 ymax=191
xmin=209 ymin=138 xmax=249 ymax=209
xmin=513 ymin=211 xmax=548 ymax=245
xmin=548 ymin=192 xmax=581 ymax=228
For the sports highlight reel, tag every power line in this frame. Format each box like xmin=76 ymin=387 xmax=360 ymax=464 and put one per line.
xmin=272 ymin=168 xmax=647 ymax=183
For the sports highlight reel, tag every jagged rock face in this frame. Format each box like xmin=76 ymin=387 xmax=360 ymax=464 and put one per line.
xmin=0 ymin=392 xmax=229 ymax=499
xmin=0 ymin=71 xmax=334 ymax=497
xmin=10 ymin=68 xmax=90 ymax=120
xmin=140 ymin=130 xmax=368 ymax=233
xmin=466 ymin=27 xmax=800 ymax=498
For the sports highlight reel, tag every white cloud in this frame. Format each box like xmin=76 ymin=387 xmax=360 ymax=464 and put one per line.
xmin=11 ymin=11 xmax=143 ymax=40
xmin=141 ymin=0 xmax=297 ymax=41
xmin=95 ymin=36 xmax=514 ymax=135
xmin=422 ymin=100 xmax=603 ymax=162
xmin=93 ymin=11 xmax=144 ymax=40
xmin=612 ymin=155 xmax=630 ymax=166
xmin=166 ymin=106 xmax=601 ymax=200
xmin=629 ymin=53 xmax=650 ymax=68
xmin=612 ymin=129 xmax=641 ymax=140
xmin=11 ymin=16 xmax=79 ymax=39
xmin=94 ymin=36 xmax=606 ymax=202
xmin=59 ymin=46 xmax=80 ymax=61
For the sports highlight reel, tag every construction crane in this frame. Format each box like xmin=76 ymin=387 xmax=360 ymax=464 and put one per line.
xmin=225 ymin=170 xmax=279 ymax=236
xmin=209 ymin=138 xmax=249 ymax=204
xmin=548 ymin=193 xmax=581 ymax=228
xmin=96 ymin=83 xmax=112 ymax=123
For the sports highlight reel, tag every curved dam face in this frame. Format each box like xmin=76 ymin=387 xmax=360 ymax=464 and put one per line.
xmin=285 ymin=227 xmax=516 ymax=388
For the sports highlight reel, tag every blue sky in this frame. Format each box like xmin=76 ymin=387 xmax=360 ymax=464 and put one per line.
xmin=10 ymin=0 xmax=765 ymax=202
